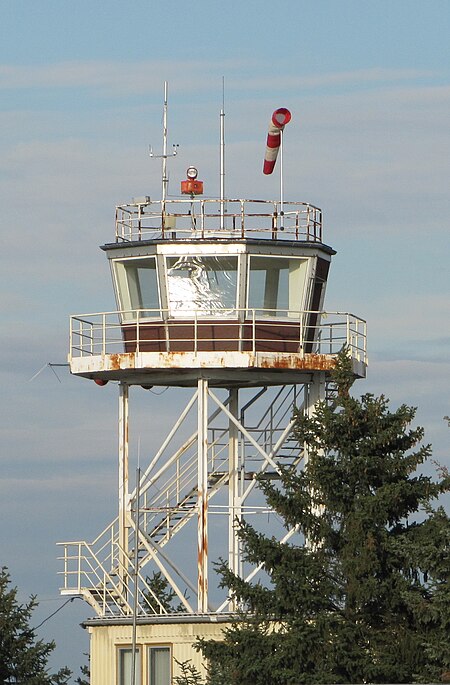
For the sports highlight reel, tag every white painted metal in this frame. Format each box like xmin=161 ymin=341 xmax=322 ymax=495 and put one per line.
xmin=58 ymin=381 xmax=323 ymax=616
xmin=227 ymin=388 xmax=239 ymax=611
xmin=162 ymin=81 xmax=168 ymax=206
xmin=197 ymin=378 xmax=209 ymax=613
xmin=220 ymin=101 xmax=225 ymax=229
xmin=68 ymin=308 xmax=367 ymax=367
xmin=114 ymin=198 xmax=322 ymax=241
xmin=118 ymin=382 xmax=130 ymax=604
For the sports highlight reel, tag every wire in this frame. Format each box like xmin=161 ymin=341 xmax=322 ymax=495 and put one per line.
xmin=29 ymin=362 xmax=69 ymax=383
xmin=33 ymin=596 xmax=82 ymax=630
xmin=149 ymin=386 xmax=169 ymax=395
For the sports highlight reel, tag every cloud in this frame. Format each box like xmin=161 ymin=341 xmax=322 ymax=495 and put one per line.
xmin=0 ymin=60 xmax=435 ymax=94
xmin=0 ymin=59 xmax=238 ymax=94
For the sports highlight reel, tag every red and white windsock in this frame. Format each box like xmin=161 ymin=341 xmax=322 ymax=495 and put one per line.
xmin=263 ymin=107 xmax=292 ymax=175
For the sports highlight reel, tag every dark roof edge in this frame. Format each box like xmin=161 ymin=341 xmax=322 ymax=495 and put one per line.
xmin=100 ymin=239 xmax=336 ymax=256
xmin=82 ymin=613 xmax=238 ymax=629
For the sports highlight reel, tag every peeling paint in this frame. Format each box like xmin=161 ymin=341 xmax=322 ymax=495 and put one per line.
xmin=259 ymin=353 xmax=337 ymax=371
xmin=109 ymin=353 xmax=136 ymax=370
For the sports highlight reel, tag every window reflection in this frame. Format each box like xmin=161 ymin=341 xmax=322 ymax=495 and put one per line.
xmin=166 ymin=256 xmax=238 ymax=318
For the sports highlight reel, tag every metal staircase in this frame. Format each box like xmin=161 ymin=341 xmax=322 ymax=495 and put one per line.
xmin=58 ymin=384 xmax=305 ymax=616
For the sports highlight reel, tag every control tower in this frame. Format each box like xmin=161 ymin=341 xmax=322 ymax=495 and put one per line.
xmin=58 ymin=98 xmax=367 ymax=684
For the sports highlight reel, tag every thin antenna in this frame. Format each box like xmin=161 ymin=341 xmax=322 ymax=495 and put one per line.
xmin=162 ymin=81 xmax=168 ymax=203
xmin=29 ymin=362 xmax=69 ymax=383
xmin=149 ymin=81 xmax=179 ymax=206
xmin=220 ymin=76 xmax=225 ymax=230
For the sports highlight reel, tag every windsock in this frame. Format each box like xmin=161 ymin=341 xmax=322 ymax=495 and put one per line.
xmin=263 ymin=108 xmax=292 ymax=175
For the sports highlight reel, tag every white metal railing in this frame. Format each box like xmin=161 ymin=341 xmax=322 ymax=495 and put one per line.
xmin=69 ymin=308 xmax=367 ymax=365
xmin=57 ymin=423 xmax=231 ymax=615
xmin=114 ymin=198 xmax=322 ymax=242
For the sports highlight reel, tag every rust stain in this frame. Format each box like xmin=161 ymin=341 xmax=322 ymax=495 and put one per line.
xmin=202 ymin=497 xmax=208 ymax=556
xmin=197 ymin=489 xmax=208 ymax=604
xmin=100 ymin=350 xmax=340 ymax=375
xmin=109 ymin=353 xmax=120 ymax=370
xmin=259 ymin=353 xmax=337 ymax=371
xmin=109 ymin=353 xmax=135 ymax=370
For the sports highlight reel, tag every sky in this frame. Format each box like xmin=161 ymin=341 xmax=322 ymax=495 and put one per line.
xmin=0 ymin=0 xmax=449 ymax=678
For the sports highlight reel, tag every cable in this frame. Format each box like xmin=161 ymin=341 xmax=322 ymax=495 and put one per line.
xmin=33 ymin=596 xmax=82 ymax=630
xmin=149 ymin=386 xmax=169 ymax=395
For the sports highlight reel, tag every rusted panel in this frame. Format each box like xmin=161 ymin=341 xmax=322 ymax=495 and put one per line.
xmin=109 ymin=353 xmax=135 ymax=370
xmin=259 ymin=353 xmax=336 ymax=371
xmin=73 ymin=350 xmax=342 ymax=377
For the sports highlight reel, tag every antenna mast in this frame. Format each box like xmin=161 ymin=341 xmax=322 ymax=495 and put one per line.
xmin=162 ymin=81 xmax=169 ymax=203
xmin=220 ymin=78 xmax=225 ymax=229
xmin=149 ymin=81 xmax=179 ymax=208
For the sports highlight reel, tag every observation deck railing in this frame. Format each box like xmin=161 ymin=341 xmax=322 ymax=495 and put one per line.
xmin=115 ymin=198 xmax=322 ymax=243
xmin=69 ymin=308 xmax=367 ymax=366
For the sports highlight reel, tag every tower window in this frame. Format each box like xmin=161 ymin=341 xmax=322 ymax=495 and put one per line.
xmin=166 ymin=255 xmax=238 ymax=318
xmin=247 ymin=255 xmax=308 ymax=317
xmin=114 ymin=257 xmax=161 ymax=321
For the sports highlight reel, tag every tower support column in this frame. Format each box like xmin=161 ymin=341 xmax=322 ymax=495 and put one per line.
xmin=306 ymin=371 xmax=326 ymax=416
xmin=304 ymin=372 xmax=326 ymax=548
xmin=197 ymin=378 xmax=209 ymax=612
xmin=118 ymin=382 xmax=130 ymax=603
xmin=228 ymin=388 xmax=240 ymax=610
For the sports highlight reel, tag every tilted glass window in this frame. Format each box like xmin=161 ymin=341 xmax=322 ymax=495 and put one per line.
xmin=247 ymin=256 xmax=308 ymax=317
xmin=114 ymin=257 xmax=160 ymax=321
xmin=118 ymin=648 xmax=141 ymax=685
xmin=166 ymin=255 xmax=238 ymax=318
xmin=148 ymin=646 xmax=171 ymax=685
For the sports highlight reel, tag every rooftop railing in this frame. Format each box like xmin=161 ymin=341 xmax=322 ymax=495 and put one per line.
xmin=114 ymin=198 xmax=322 ymax=243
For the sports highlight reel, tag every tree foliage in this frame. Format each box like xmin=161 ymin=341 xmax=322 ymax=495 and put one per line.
xmin=199 ymin=352 xmax=450 ymax=684
xmin=0 ymin=567 xmax=71 ymax=684
xmin=174 ymin=659 xmax=204 ymax=685
xmin=75 ymin=656 xmax=90 ymax=685
xmin=142 ymin=571 xmax=186 ymax=614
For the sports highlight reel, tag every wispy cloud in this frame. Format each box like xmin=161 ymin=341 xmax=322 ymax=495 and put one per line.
xmin=0 ymin=60 xmax=438 ymax=95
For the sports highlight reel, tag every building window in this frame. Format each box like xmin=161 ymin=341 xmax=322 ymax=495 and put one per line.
xmin=114 ymin=257 xmax=161 ymax=321
xmin=247 ymin=255 xmax=308 ymax=317
xmin=148 ymin=646 xmax=171 ymax=685
xmin=118 ymin=647 xmax=141 ymax=685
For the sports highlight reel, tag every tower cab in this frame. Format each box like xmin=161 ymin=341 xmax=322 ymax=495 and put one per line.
xmin=106 ymin=199 xmax=331 ymax=354
xmin=69 ymin=194 xmax=366 ymax=387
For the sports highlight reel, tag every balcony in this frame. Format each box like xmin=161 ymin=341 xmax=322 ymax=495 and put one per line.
xmin=68 ymin=308 xmax=367 ymax=387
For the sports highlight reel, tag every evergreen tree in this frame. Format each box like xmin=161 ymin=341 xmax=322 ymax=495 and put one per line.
xmin=0 ymin=567 xmax=71 ymax=684
xmin=75 ymin=656 xmax=90 ymax=685
xmin=199 ymin=352 xmax=450 ymax=684
xmin=174 ymin=659 xmax=204 ymax=685
xmin=142 ymin=571 xmax=186 ymax=614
